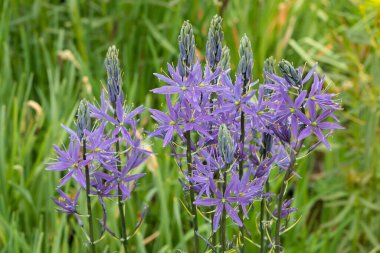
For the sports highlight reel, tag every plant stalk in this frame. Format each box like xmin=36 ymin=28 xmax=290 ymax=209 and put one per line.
xmin=83 ymin=139 xmax=96 ymax=253
xmin=259 ymin=152 xmax=269 ymax=253
xmin=238 ymin=82 xmax=248 ymax=253
xmin=114 ymin=112 xmax=128 ymax=253
xmin=185 ymin=131 xmax=199 ymax=253
xmin=274 ymin=141 xmax=303 ymax=253
xmin=220 ymin=169 xmax=228 ymax=253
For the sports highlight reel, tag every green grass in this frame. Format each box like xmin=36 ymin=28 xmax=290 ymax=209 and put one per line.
xmin=1 ymin=0 xmax=379 ymax=252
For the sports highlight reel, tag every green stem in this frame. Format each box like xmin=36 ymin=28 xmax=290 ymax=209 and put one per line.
xmin=83 ymin=139 xmax=96 ymax=253
xmin=274 ymin=141 xmax=303 ymax=253
xmin=220 ymin=170 xmax=227 ymax=253
xmin=185 ymin=131 xmax=199 ymax=253
xmin=260 ymin=152 xmax=269 ymax=253
xmin=259 ymin=196 xmax=266 ymax=253
xmin=238 ymin=81 xmax=247 ymax=252
xmin=114 ymin=112 xmax=128 ymax=253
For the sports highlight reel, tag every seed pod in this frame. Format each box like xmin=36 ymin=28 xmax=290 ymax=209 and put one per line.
xmin=76 ymin=99 xmax=91 ymax=140
xmin=278 ymin=59 xmax=302 ymax=89
xmin=218 ymin=124 xmax=234 ymax=165
xmin=105 ymin=45 xmax=124 ymax=104
xmin=178 ymin=20 xmax=195 ymax=77
xmin=206 ymin=15 xmax=224 ymax=71
xmin=237 ymin=34 xmax=253 ymax=84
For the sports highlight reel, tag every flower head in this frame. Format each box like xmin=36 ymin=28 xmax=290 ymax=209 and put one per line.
xmin=237 ymin=34 xmax=253 ymax=84
xmin=178 ymin=20 xmax=195 ymax=77
xmin=105 ymin=45 xmax=124 ymax=104
xmin=206 ymin=15 xmax=224 ymax=70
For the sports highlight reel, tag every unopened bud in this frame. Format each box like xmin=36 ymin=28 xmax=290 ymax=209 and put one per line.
xmin=218 ymin=124 xmax=234 ymax=165
xmin=219 ymin=46 xmax=230 ymax=71
xmin=206 ymin=15 xmax=224 ymax=70
xmin=178 ymin=21 xmax=195 ymax=77
xmin=76 ymin=99 xmax=91 ymax=139
xmin=278 ymin=59 xmax=302 ymax=89
xmin=105 ymin=45 xmax=124 ymax=104
xmin=237 ymin=34 xmax=253 ymax=84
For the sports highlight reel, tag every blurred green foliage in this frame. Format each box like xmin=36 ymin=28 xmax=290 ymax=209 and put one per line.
xmin=0 ymin=0 xmax=379 ymax=252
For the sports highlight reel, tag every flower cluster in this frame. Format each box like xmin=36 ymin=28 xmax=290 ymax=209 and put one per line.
xmin=150 ymin=16 xmax=342 ymax=252
xmin=47 ymin=45 xmax=150 ymax=252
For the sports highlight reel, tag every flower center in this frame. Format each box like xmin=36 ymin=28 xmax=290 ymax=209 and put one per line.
xmin=169 ymin=120 xmax=176 ymax=125
xmin=311 ymin=96 xmax=316 ymax=101
xmin=199 ymin=83 xmax=205 ymax=87
xmin=235 ymin=101 xmax=240 ymax=105
xmin=72 ymin=163 xmax=78 ymax=168
xmin=312 ymin=121 xmax=317 ymax=126
xmin=181 ymin=86 xmax=187 ymax=91
xmin=239 ymin=192 xmax=245 ymax=197
xmin=289 ymin=108 xmax=295 ymax=113
xmin=94 ymin=148 xmax=101 ymax=152
xmin=120 ymin=122 xmax=124 ymax=126
xmin=258 ymin=111 xmax=264 ymax=115
xmin=221 ymin=198 xmax=226 ymax=203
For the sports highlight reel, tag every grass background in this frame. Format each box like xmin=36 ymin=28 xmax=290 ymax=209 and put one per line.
xmin=0 ymin=0 xmax=379 ymax=252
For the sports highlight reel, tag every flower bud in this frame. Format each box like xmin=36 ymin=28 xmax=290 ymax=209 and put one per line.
xmin=264 ymin=57 xmax=276 ymax=83
xmin=237 ymin=34 xmax=253 ymax=84
xmin=105 ymin=45 xmax=124 ymax=104
xmin=178 ymin=20 xmax=195 ymax=77
xmin=259 ymin=132 xmax=273 ymax=157
xmin=76 ymin=99 xmax=91 ymax=140
xmin=218 ymin=124 xmax=234 ymax=165
xmin=263 ymin=57 xmax=276 ymax=95
xmin=218 ymin=46 xmax=230 ymax=71
xmin=206 ymin=15 xmax=224 ymax=70
xmin=278 ymin=59 xmax=302 ymax=89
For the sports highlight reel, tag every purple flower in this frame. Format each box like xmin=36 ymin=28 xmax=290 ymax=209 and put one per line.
xmin=86 ymin=123 xmax=117 ymax=169
xmin=46 ymin=139 xmax=88 ymax=188
xmin=151 ymin=61 xmax=221 ymax=111
xmin=307 ymin=73 xmax=341 ymax=111
xmin=298 ymin=102 xmax=343 ymax=149
xmin=273 ymin=198 xmax=297 ymax=218
xmin=52 ymin=189 xmax=81 ymax=215
xmin=149 ymin=95 xmax=183 ymax=146
xmin=194 ymin=177 xmax=242 ymax=231
xmin=233 ymin=173 xmax=265 ymax=218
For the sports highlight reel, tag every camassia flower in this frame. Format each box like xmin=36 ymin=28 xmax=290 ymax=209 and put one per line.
xmin=47 ymin=45 xmax=150 ymax=251
xmin=298 ymin=103 xmax=344 ymax=149
xmin=194 ymin=177 xmax=242 ymax=232
xmin=149 ymin=17 xmax=343 ymax=253
xmin=46 ymin=139 xmax=88 ymax=188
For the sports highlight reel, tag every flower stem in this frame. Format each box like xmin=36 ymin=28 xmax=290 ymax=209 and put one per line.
xmin=259 ymin=152 xmax=269 ymax=253
xmin=114 ymin=112 xmax=128 ymax=253
xmin=274 ymin=141 xmax=303 ymax=253
xmin=220 ymin=169 xmax=227 ymax=253
xmin=238 ymin=108 xmax=246 ymax=252
xmin=185 ymin=131 xmax=199 ymax=253
xmin=83 ymin=139 xmax=96 ymax=253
